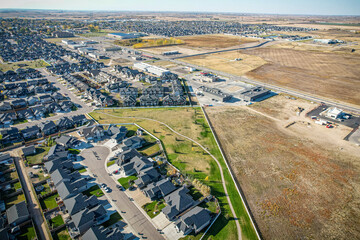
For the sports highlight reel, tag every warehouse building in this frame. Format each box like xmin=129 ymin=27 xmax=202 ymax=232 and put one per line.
xmin=239 ymin=86 xmax=270 ymax=101
xmin=134 ymin=62 xmax=171 ymax=77
xmin=163 ymin=51 xmax=179 ymax=56
xmin=108 ymin=32 xmax=146 ymax=39
xmin=199 ymin=86 xmax=232 ymax=102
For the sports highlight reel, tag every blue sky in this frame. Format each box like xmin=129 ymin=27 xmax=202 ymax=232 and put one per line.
xmin=1 ymin=0 xmax=360 ymax=15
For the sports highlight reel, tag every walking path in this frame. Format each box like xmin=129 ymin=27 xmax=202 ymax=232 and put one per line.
xmin=99 ymin=112 xmax=243 ymax=240
xmin=14 ymin=152 xmax=51 ymax=240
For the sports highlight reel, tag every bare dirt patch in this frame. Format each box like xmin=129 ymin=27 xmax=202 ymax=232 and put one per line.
xmin=181 ymin=50 xmax=267 ymax=76
xmin=206 ymin=105 xmax=360 ymax=240
xmin=244 ymin=48 xmax=360 ymax=106
xmin=179 ymin=34 xmax=258 ymax=49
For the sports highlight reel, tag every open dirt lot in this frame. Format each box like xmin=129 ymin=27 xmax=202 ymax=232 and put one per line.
xmin=244 ymin=47 xmax=360 ymax=106
xmin=181 ymin=50 xmax=267 ymax=76
xmin=205 ymin=96 xmax=360 ymax=240
xmin=179 ymin=34 xmax=259 ymax=49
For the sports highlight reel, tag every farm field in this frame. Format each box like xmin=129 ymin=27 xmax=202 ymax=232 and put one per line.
xmin=181 ymin=50 xmax=267 ymax=76
xmin=89 ymin=107 xmax=258 ymax=240
xmin=0 ymin=59 xmax=50 ymax=72
xmin=244 ymin=47 xmax=360 ymax=106
xmin=178 ymin=34 xmax=259 ymax=49
xmin=205 ymin=102 xmax=360 ymax=240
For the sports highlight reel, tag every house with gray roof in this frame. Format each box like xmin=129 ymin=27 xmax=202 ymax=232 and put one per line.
xmin=56 ymin=178 xmax=87 ymax=200
xmin=21 ymin=145 xmax=36 ymax=156
xmin=134 ymin=167 xmax=161 ymax=189
xmin=57 ymin=117 xmax=74 ymax=130
xmin=175 ymin=206 xmax=211 ymax=235
xmin=0 ymin=153 xmax=12 ymax=165
xmin=39 ymin=120 xmax=57 ymax=136
xmin=79 ymin=125 xmax=104 ymax=141
xmin=6 ymin=201 xmax=29 ymax=226
xmin=139 ymin=94 xmax=159 ymax=106
xmin=68 ymin=205 xmax=108 ymax=238
xmin=30 ymin=105 xmax=46 ymax=119
xmin=44 ymin=159 xmax=73 ymax=173
xmin=143 ymin=178 xmax=177 ymax=200
xmin=71 ymin=114 xmax=88 ymax=126
xmin=55 ymin=135 xmax=79 ymax=149
xmin=120 ymin=136 xmax=144 ymax=151
xmin=107 ymin=125 xmax=127 ymax=142
xmin=119 ymin=156 xmax=153 ymax=176
xmin=116 ymin=148 xmax=142 ymax=166
xmin=63 ymin=193 xmax=99 ymax=216
xmin=162 ymin=186 xmax=195 ymax=220
xmin=83 ymin=225 xmax=125 ymax=240
xmin=45 ymin=144 xmax=67 ymax=161
xmin=16 ymin=109 xmax=35 ymax=120
xmin=21 ymin=125 xmax=40 ymax=140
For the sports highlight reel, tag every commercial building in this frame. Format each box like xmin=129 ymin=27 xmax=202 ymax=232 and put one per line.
xmin=103 ymin=46 xmax=121 ymax=52
xmin=134 ymin=62 xmax=170 ymax=77
xmin=325 ymin=107 xmax=343 ymax=119
xmin=107 ymin=32 xmax=146 ymax=39
xmin=199 ymin=86 xmax=232 ymax=102
xmin=239 ymin=86 xmax=270 ymax=101
xmin=52 ymin=31 xmax=74 ymax=38
xmin=163 ymin=51 xmax=179 ymax=56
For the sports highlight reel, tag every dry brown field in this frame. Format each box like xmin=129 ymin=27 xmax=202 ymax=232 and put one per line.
xmin=178 ymin=34 xmax=259 ymax=49
xmin=244 ymin=47 xmax=360 ymax=106
xmin=205 ymin=96 xmax=360 ymax=240
xmin=181 ymin=50 xmax=267 ymax=76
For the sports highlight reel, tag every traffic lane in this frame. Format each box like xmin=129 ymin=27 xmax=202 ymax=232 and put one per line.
xmin=81 ymin=147 xmax=164 ymax=240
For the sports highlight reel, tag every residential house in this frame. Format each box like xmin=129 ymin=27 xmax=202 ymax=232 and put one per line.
xmin=0 ymin=127 xmax=21 ymax=145
xmin=21 ymin=125 xmax=40 ymax=140
xmin=44 ymin=144 xmax=67 ymax=161
xmin=120 ymin=136 xmax=144 ymax=151
xmin=79 ymin=125 xmax=105 ymax=141
xmin=21 ymin=146 xmax=36 ymax=156
xmin=16 ymin=109 xmax=35 ymax=120
xmin=119 ymin=156 xmax=153 ymax=176
xmin=57 ymin=117 xmax=74 ymax=130
xmin=134 ymin=167 xmax=161 ymax=189
xmin=11 ymin=99 xmax=27 ymax=109
xmin=175 ymin=206 xmax=211 ymax=235
xmin=39 ymin=95 xmax=53 ymax=104
xmin=107 ymin=125 xmax=127 ymax=142
xmin=26 ymin=96 xmax=39 ymax=106
xmin=139 ymin=94 xmax=159 ymax=106
xmin=44 ymin=159 xmax=73 ymax=174
xmin=46 ymin=102 xmax=62 ymax=113
xmin=0 ymin=153 xmax=12 ymax=165
xmin=82 ymin=226 xmax=125 ymax=240
xmin=0 ymin=102 xmax=12 ymax=112
xmin=143 ymin=178 xmax=177 ymax=200
xmin=162 ymin=95 xmax=187 ymax=106
xmin=115 ymin=148 xmax=142 ymax=166
xmin=39 ymin=120 xmax=57 ymax=136
xmin=59 ymin=101 xmax=73 ymax=112
xmin=122 ymin=95 xmax=137 ymax=107
xmin=0 ymin=112 xmax=17 ymax=125
xmin=55 ymin=135 xmax=79 ymax=149
xmin=162 ymin=186 xmax=195 ymax=220
xmin=68 ymin=205 xmax=108 ymax=238
xmin=63 ymin=193 xmax=99 ymax=216
xmin=71 ymin=115 xmax=88 ymax=126
xmin=55 ymin=175 xmax=87 ymax=200
xmin=30 ymin=105 xmax=46 ymax=119
xmin=6 ymin=201 xmax=30 ymax=226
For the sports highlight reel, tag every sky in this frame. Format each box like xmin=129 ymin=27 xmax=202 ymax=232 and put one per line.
xmin=1 ymin=0 xmax=360 ymax=16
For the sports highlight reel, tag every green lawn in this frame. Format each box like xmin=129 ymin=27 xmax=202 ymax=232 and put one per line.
xmin=38 ymin=183 xmax=52 ymax=196
xmin=49 ymin=215 xmax=65 ymax=228
xmin=143 ymin=200 xmax=166 ymax=218
xmin=107 ymin=160 xmax=115 ymax=167
xmin=40 ymin=193 xmax=59 ymax=210
xmin=199 ymin=201 xmax=218 ymax=214
xmin=138 ymin=142 xmax=161 ymax=156
xmin=13 ymin=181 xmax=22 ymax=190
xmin=26 ymin=147 xmax=50 ymax=165
xmin=68 ymin=148 xmax=80 ymax=155
xmin=13 ymin=119 xmax=28 ymax=125
xmin=0 ymin=59 xmax=50 ymax=72
xmin=17 ymin=224 xmax=36 ymax=240
xmin=188 ymin=186 xmax=203 ymax=201
xmin=52 ymin=227 xmax=71 ymax=240
xmin=5 ymin=194 xmax=26 ymax=208
xmin=82 ymin=185 xmax=104 ymax=197
xmin=77 ymin=167 xmax=87 ymax=173
xmin=101 ymin=212 xmax=122 ymax=228
xmin=117 ymin=175 xmax=138 ymax=189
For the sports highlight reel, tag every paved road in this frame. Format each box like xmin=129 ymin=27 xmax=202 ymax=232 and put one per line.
xmin=80 ymin=146 xmax=164 ymax=240
xmin=14 ymin=153 xmax=51 ymax=240
xmin=14 ymin=69 xmax=94 ymax=129
xmin=98 ymin=113 xmax=246 ymax=240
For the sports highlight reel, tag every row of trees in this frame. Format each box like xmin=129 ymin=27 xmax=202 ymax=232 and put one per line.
xmin=192 ymin=178 xmax=211 ymax=197
xmin=88 ymin=24 xmax=100 ymax=33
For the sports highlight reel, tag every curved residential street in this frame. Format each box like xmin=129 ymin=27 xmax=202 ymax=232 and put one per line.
xmin=98 ymin=112 xmax=247 ymax=240
xmin=80 ymin=146 xmax=164 ymax=240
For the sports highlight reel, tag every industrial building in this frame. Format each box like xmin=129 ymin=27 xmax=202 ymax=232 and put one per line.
xmin=107 ymin=32 xmax=146 ymax=39
xmin=52 ymin=31 xmax=74 ymax=38
xmin=239 ymin=86 xmax=270 ymax=101
xmin=103 ymin=46 xmax=121 ymax=51
xmin=163 ymin=51 xmax=179 ymax=56
xmin=134 ymin=62 xmax=171 ymax=77
xmin=324 ymin=107 xmax=344 ymax=119
xmin=199 ymin=86 xmax=232 ymax=102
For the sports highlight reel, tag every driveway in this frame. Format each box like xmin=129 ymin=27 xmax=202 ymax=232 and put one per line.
xmin=80 ymin=146 xmax=164 ymax=240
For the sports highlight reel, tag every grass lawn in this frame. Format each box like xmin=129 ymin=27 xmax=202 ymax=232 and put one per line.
xmin=52 ymin=227 xmax=71 ymax=240
xmin=26 ymin=147 xmax=50 ymax=165
xmin=13 ymin=181 xmax=22 ymax=190
xmin=38 ymin=183 xmax=52 ymax=196
xmin=40 ymin=193 xmax=59 ymax=210
xmin=82 ymin=185 xmax=104 ymax=197
xmin=77 ymin=166 xmax=87 ymax=173
xmin=90 ymin=107 xmax=258 ymax=240
xmin=5 ymin=194 xmax=26 ymax=208
xmin=101 ymin=212 xmax=122 ymax=228
xmin=13 ymin=119 xmax=28 ymax=125
xmin=188 ymin=186 xmax=203 ymax=201
xmin=17 ymin=224 xmax=36 ymax=240
xmin=0 ymin=59 xmax=50 ymax=72
xmin=49 ymin=215 xmax=65 ymax=228
xmin=68 ymin=148 xmax=80 ymax=155
xmin=138 ymin=142 xmax=161 ymax=156
xmin=199 ymin=201 xmax=218 ymax=213
xmin=143 ymin=200 xmax=166 ymax=218
xmin=117 ymin=175 xmax=138 ymax=189
xmin=107 ymin=160 xmax=115 ymax=167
